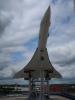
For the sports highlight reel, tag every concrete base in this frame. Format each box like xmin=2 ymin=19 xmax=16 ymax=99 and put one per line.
xmin=28 ymin=93 xmax=50 ymax=100
xmin=0 ymin=95 xmax=70 ymax=100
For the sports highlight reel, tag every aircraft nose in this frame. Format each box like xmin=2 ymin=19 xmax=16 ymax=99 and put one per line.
xmin=41 ymin=6 xmax=51 ymax=26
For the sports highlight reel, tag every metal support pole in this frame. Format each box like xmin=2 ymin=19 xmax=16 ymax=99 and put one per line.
xmin=40 ymin=70 xmax=42 ymax=100
xmin=40 ymin=70 xmax=45 ymax=100
xmin=47 ymin=79 xmax=49 ymax=96
xmin=45 ymin=72 xmax=50 ymax=99
xmin=29 ymin=79 xmax=32 ymax=97
xmin=42 ymin=71 xmax=44 ymax=95
xmin=40 ymin=70 xmax=43 ymax=100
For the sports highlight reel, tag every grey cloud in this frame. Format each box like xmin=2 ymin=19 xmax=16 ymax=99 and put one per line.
xmin=0 ymin=62 xmax=8 ymax=70
xmin=0 ymin=19 xmax=11 ymax=36
xmin=55 ymin=56 xmax=75 ymax=67
xmin=0 ymin=59 xmax=28 ymax=78
xmin=0 ymin=0 xmax=75 ymax=79
xmin=0 ymin=0 xmax=49 ymax=47
xmin=0 ymin=11 xmax=12 ymax=36
xmin=48 ymin=41 xmax=75 ymax=64
xmin=48 ymin=40 xmax=75 ymax=78
xmin=0 ymin=0 xmax=49 ymax=78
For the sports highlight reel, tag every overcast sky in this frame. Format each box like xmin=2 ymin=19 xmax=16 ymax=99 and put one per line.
xmin=0 ymin=0 xmax=75 ymax=79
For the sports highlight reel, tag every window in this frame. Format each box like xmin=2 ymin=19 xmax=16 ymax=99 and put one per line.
xmin=40 ymin=56 xmax=44 ymax=61
xmin=40 ymin=49 xmax=44 ymax=52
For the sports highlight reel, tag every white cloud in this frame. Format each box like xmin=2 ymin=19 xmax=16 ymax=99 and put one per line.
xmin=0 ymin=0 xmax=50 ymax=78
xmin=0 ymin=0 xmax=75 ymax=79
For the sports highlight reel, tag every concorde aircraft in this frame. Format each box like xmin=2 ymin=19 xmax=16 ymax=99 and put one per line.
xmin=14 ymin=6 xmax=62 ymax=80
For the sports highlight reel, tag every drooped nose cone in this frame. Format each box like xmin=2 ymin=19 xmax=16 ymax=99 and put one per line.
xmin=41 ymin=6 xmax=51 ymax=26
xmin=44 ymin=6 xmax=50 ymax=20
